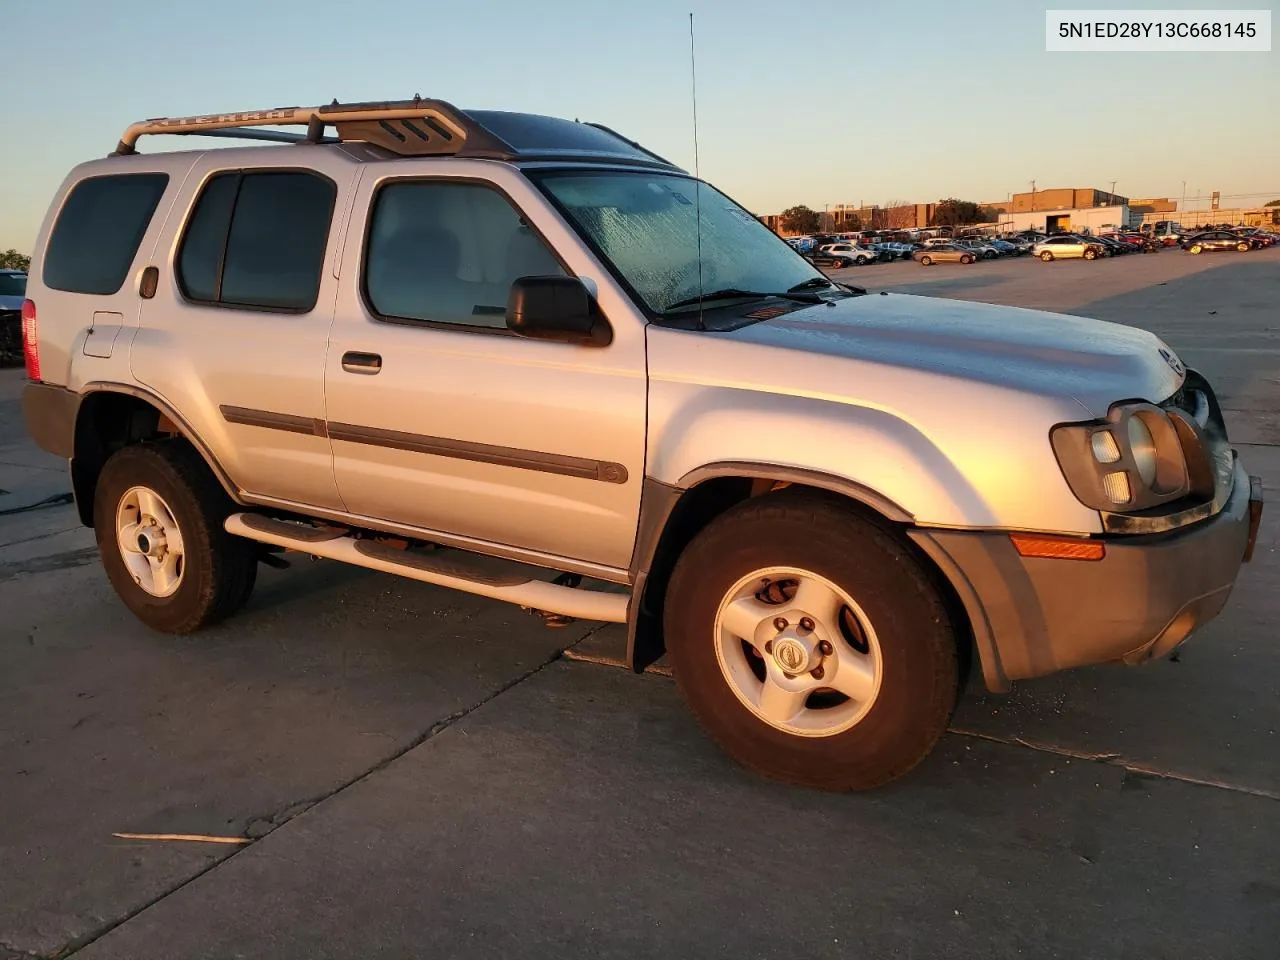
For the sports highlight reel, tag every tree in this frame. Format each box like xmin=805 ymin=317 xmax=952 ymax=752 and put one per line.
xmin=779 ymin=205 xmax=821 ymax=234
xmin=929 ymin=199 xmax=984 ymax=227
xmin=835 ymin=213 xmax=862 ymax=232
xmin=1265 ymin=199 xmax=1280 ymax=206
xmin=0 ymin=249 xmax=30 ymax=271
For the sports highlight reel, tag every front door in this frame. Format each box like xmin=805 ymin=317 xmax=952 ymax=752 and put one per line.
xmin=324 ymin=169 xmax=647 ymax=572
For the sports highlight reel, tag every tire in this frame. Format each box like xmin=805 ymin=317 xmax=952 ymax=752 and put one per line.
xmin=960 ymin=254 xmax=974 ymax=264
xmin=1189 ymin=244 xmax=1202 ymax=254
xmin=663 ymin=491 xmax=960 ymax=791
xmin=94 ymin=442 xmax=258 ymax=634
xmin=855 ymin=256 xmax=869 ymax=265
xmin=919 ymin=255 xmax=932 ymax=266
xmin=1040 ymin=251 xmax=1053 ymax=262
xmin=1237 ymin=242 xmax=1250 ymax=252
xmin=1084 ymin=249 xmax=1097 ymax=260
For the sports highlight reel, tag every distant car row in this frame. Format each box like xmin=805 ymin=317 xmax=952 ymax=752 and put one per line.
xmin=790 ymin=225 xmax=1277 ymax=269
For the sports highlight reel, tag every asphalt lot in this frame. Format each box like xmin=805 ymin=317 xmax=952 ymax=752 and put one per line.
xmin=2 ymin=246 xmax=1277 ymax=959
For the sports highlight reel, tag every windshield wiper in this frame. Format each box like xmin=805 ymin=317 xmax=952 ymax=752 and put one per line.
xmin=789 ymin=276 xmax=868 ymax=297
xmin=787 ymin=277 xmax=835 ymax=292
xmin=662 ymin=287 xmax=822 ymax=314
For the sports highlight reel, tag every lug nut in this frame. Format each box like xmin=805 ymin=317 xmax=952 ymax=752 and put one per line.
xmin=818 ymin=640 xmax=833 ymax=656
xmin=773 ymin=617 xmax=788 ymax=631
xmin=810 ymin=665 xmax=825 ymax=680
xmin=799 ymin=617 xmax=815 ymax=632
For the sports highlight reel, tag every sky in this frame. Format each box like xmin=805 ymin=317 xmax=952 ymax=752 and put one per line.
xmin=2 ymin=0 xmax=1277 ymax=251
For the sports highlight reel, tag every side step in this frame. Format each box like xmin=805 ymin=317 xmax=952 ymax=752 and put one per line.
xmin=225 ymin=514 xmax=629 ymax=623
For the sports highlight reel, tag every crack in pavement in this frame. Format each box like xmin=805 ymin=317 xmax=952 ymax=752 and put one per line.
xmin=52 ymin=623 xmax=608 ymax=960
xmin=0 ymin=526 xmax=84 ymax=551
xmin=0 ymin=547 xmax=100 ymax=583
xmin=558 ymin=654 xmax=1280 ymax=803
xmin=948 ymin=727 xmax=1280 ymax=802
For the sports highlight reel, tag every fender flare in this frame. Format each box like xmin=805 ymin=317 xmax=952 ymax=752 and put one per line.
xmin=77 ymin=381 xmax=244 ymax=505
xmin=624 ymin=462 xmax=913 ymax=674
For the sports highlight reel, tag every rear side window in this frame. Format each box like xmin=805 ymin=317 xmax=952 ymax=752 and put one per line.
xmin=43 ymin=173 xmax=169 ymax=295
xmin=177 ymin=170 xmax=336 ymax=312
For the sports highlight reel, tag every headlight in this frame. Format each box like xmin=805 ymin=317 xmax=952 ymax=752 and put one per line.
xmin=1126 ymin=416 xmax=1158 ymax=485
xmin=1051 ymin=403 xmax=1205 ymax=512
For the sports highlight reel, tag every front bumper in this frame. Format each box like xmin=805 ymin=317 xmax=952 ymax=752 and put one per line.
xmin=909 ymin=456 xmax=1262 ymax=690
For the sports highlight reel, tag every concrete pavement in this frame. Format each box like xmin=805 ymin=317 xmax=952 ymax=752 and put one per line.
xmin=2 ymin=247 xmax=1277 ymax=959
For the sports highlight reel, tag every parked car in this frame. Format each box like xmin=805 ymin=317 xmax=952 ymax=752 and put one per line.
xmin=1033 ymin=236 xmax=1105 ymax=261
xmin=985 ymin=238 xmax=1020 ymax=256
xmin=954 ymin=238 xmax=1000 ymax=260
xmin=1182 ymin=231 xmax=1254 ymax=254
xmin=912 ymin=243 xmax=976 ymax=265
xmin=19 ymin=96 xmax=1264 ymax=792
xmin=1091 ymin=235 xmax=1128 ymax=256
xmin=0 ymin=268 xmax=28 ymax=365
xmin=817 ymin=242 xmax=880 ymax=266
xmin=1232 ymin=229 xmax=1275 ymax=249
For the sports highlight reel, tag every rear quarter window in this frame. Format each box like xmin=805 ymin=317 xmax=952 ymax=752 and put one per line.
xmin=42 ymin=173 xmax=169 ymax=295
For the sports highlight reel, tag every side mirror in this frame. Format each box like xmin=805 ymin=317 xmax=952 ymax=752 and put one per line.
xmin=506 ymin=276 xmax=610 ymax=346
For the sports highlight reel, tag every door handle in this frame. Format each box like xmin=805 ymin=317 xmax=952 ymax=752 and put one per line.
xmin=341 ymin=351 xmax=382 ymax=375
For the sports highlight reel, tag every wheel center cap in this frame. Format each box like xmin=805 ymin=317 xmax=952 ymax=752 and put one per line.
xmin=772 ymin=634 xmax=815 ymax=675
xmin=137 ymin=525 xmax=166 ymax=557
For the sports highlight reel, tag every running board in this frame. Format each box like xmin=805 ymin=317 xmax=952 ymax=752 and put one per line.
xmin=224 ymin=513 xmax=629 ymax=623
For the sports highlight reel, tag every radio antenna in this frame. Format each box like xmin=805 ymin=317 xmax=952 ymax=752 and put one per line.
xmin=689 ymin=11 xmax=705 ymax=331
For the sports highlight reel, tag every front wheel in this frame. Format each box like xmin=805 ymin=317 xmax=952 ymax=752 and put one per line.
xmin=1084 ymin=249 xmax=1098 ymax=260
xmin=663 ymin=492 xmax=960 ymax=791
xmin=1040 ymin=251 xmax=1054 ymax=261
xmin=960 ymin=254 xmax=974 ymax=264
xmin=1189 ymin=244 xmax=1203 ymax=254
xmin=94 ymin=442 xmax=258 ymax=634
xmin=855 ymin=256 xmax=869 ymax=265
xmin=919 ymin=255 xmax=932 ymax=266
xmin=1237 ymin=242 xmax=1250 ymax=252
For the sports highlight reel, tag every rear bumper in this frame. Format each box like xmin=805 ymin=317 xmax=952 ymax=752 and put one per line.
xmin=22 ymin=381 xmax=80 ymax=459
xmin=910 ymin=456 xmax=1261 ymax=691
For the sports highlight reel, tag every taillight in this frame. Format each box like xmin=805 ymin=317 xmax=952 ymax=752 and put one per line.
xmin=21 ymin=299 xmax=40 ymax=382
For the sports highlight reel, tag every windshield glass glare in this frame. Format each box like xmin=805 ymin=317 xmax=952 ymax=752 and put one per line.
xmin=535 ymin=172 xmax=826 ymax=315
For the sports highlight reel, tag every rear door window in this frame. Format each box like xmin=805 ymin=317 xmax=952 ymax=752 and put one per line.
xmin=177 ymin=170 xmax=336 ymax=312
xmin=42 ymin=174 xmax=170 ymax=295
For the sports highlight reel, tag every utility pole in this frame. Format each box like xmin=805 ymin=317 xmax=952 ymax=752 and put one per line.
xmin=1110 ymin=179 xmax=1117 ymax=200
xmin=1029 ymin=180 xmax=1037 ymax=211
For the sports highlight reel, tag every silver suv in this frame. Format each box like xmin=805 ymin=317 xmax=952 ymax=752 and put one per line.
xmin=21 ymin=99 xmax=1263 ymax=791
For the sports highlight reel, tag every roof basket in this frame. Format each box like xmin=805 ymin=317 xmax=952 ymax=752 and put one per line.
xmin=112 ymin=97 xmax=518 ymax=158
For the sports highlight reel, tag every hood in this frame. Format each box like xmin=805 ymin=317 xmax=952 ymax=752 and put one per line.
xmin=727 ymin=292 xmax=1183 ymax=417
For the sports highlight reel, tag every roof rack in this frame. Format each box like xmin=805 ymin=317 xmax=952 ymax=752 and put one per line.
xmin=113 ymin=98 xmax=514 ymax=158
xmin=111 ymin=98 xmax=682 ymax=171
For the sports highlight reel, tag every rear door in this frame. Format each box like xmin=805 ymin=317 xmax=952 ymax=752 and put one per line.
xmin=131 ymin=150 xmax=359 ymax=510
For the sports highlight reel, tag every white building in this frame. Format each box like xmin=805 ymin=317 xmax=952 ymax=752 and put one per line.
xmin=999 ymin=204 xmax=1133 ymax=234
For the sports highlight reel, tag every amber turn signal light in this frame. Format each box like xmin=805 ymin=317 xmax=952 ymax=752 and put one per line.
xmin=1009 ymin=534 xmax=1106 ymax=561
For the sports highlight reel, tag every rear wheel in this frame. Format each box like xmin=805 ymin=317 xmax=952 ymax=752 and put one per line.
xmin=94 ymin=443 xmax=257 ymax=634
xmin=919 ymin=255 xmax=932 ymax=266
xmin=663 ymin=491 xmax=960 ymax=791
xmin=1189 ymin=244 xmax=1203 ymax=254
xmin=1040 ymin=251 xmax=1054 ymax=262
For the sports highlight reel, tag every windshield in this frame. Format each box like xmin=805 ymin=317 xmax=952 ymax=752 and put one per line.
xmin=533 ymin=171 xmax=827 ymax=315
xmin=0 ymin=273 xmax=26 ymax=297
